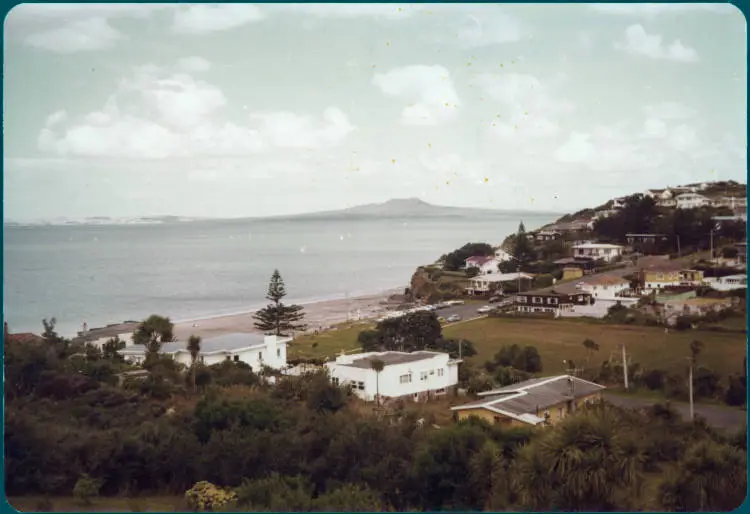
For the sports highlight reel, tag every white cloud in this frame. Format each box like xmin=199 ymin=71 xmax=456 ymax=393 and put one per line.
xmin=270 ymin=3 xmax=415 ymax=19
xmin=24 ymin=17 xmax=121 ymax=53
xmin=591 ymin=3 xmax=735 ymax=16
xmin=642 ymin=118 xmax=668 ymax=138
xmin=8 ymin=3 xmax=174 ymax=23
xmin=37 ymin=64 xmax=355 ymax=159
xmin=44 ymin=110 xmax=68 ymax=127
xmin=372 ymin=65 xmax=460 ymax=125
xmin=455 ymin=10 xmax=526 ymax=47
xmin=176 ymin=56 xmax=212 ymax=73
xmin=171 ymin=4 xmax=264 ymax=34
xmin=476 ymin=72 xmax=572 ymax=139
xmin=616 ymin=25 xmax=699 ymax=62
xmin=668 ymin=124 xmax=700 ymax=151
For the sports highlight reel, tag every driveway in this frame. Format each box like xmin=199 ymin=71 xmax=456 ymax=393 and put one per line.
xmin=603 ymin=392 xmax=746 ymax=431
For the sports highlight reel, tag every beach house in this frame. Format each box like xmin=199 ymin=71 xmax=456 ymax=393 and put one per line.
xmin=120 ymin=333 xmax=291 ymax=370
xmin=464 ymin=255 xmax=501 ymax=275
xmin=572 ymin=243 xmax=624 ymax=262
xmin=465 ymin=272 xmax=534 ymax=295
xmin=451 ymin=375 xmax=605 ymax=427
xmin=325 ymin=350 xmax=461 ymax=403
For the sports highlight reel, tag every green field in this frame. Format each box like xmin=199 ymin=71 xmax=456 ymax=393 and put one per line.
xmin=443 ymin=317 xmax=747 ymax=376
xmin=288 ymin=321 xmax=372 ymax=360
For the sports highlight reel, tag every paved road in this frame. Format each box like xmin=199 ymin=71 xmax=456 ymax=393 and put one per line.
xmin=604 ymin=392 xmax=746 ymax=431
xmin=436 ymin=302 xmax=491 ymax=322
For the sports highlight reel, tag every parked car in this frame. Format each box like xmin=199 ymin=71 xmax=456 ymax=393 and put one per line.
xmin=488 ymin=295 xmax=503 ymax=303
xmin=477 ymin=305 xmax=493 ymax=314
xmin=447 ymin=314 xmax=462 ymax=322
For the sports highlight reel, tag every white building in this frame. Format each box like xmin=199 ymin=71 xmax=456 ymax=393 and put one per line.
xmin=493 ymin=248 xmax=514 ymax=262
xmin=572 ymin=243 xmax=624 ymax=262
xmin=705 ymin=274 xmax=747 ymax=291
xmin=675 ymin=193 xmax=710 ymax=209
xmin=120 ymin=333 xmax=291 ymax=370
xmin=325 ymin=350 xmax=461 ymax=402
xmin=464 ymin=255 xmax=501 ymax=275
xmin=466 ymin=272 xmax=534 ymax=295
xmin=577 ymin=275 xmax=631 ymax=300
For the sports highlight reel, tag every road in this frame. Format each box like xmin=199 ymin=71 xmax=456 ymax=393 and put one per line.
xmin=436 ymin=302 xmax=493 ymax=324
xmin=603 ymin=392 xmax=746 ymax=431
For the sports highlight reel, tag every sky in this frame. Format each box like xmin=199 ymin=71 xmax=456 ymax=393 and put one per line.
xmin=3 ymin=3 xmax=747 ymax=222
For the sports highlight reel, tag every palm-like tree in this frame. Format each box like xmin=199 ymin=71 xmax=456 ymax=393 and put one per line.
xmin=582 ymin=338 xmax=599 ymax=368
xmin=187 ymin=335 xmax=201 ymax=393
xmin=370 ymin=358 xmax=385 ymax=407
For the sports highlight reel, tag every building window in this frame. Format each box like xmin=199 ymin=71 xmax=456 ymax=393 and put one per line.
xmin=357 ymin=381 xmax=365 ymax=390
xmin=493 ymin=416 xmax=501 ymax=424
xmin=420 ymin=371 xmax=428 ymax=381
xmin=430 ymin=369 xmax=435 ymax=375
xmin=435 ymin=388 xmax=446 ymax=395
xmin=399 ymin=374 xmax=412 ymax=384
xmin=533 ymin=297 xmax=543 ymax=304
xmin=437 ymin=368 xmax=444 ymax=377
xmin=332 ymin=377 xmax=340 ymax=386
xmin=233 ymin=355 xmax=239 ymax=362
xmin=277 ymin=348 xmax=281 ymax=357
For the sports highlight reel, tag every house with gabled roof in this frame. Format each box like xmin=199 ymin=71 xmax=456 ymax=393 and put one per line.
xmin=451 ymin=375 xmax=605 ymax=427
xmin=464 ymin=255 xmax=501 ymax=275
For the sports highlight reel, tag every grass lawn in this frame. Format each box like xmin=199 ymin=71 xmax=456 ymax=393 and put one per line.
xmin=288 ymin=321 xmax=372 ymax=360
xmin=443 ymin=317 xmax=747 ymax=377
xmin=8 ymin=496 xmax=184 ymax=512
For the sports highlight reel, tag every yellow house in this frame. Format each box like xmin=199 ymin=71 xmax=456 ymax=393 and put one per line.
xmin=562 ymin=266 xmax=584 ymax=281
xmin=452 ymin=375 xmax=605 ymax=427
xmin=639 ymin=260 xmax=704 ymax=292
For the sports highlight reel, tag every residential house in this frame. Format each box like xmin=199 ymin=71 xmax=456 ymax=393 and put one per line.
xmin=554 ymin=257 xmax=597 ymax=274
xmin=577 ymin=275 xmax=631 ymax=300
xmin=657 ymin=198 xmax=677 ymax=208
xmin=705 ymin=274 xmax=747 ymax=292
xmin=5 ymin=330 xmax=45 ymax=345
xmin=464 ymin=255 xmax=501 ymax=275
xmin=515 ymin=290 xmax=593 ymax=314
xmin=120 ymin=333 xmax=291 ymax=370
xmin=534 ymin=230 xmax=562 ymax=242
xmin=637 ymin=260 xmax=704 ymax=291
xmin=626 ymin=233 xmax=667 ymax=245
xmin=493 ymin=248 xmax=514 ymax=262
xmin=73 ymin=321 xmax=139 ymax=349
xmin=466 ymin=272 xmax=534 ymax=295
xmin=675 ymin=193 xmax=710 ymax=209
xmin=611 ymin=197 xmax=627 ymax=209
xmin=451 ymin=375 xmax=605 ymax=427
xmin=712 ymin=196 xmax=747 ymax=209
xmin=572 ymin=243 xmax=624 ymax=262
xmin=662 ymin=297 xmax=733 ymax=325
xmin=325 ymin=350 xmax=461 ymax=403
xmin=562 ymin=266 xmax=584 ymax=281
xmin=645 ymin=188 xmax=674 ymax=200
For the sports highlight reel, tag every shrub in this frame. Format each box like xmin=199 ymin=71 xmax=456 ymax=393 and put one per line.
xmin=73 ymin=474 xmax=102 ymax=506
xmin=641 ymin=369 xmax=667 ymax=391
xmin=724 ymin=376 xmax=746 ymax=406
xmin=185 ymin=481 xmax=237 ymax=512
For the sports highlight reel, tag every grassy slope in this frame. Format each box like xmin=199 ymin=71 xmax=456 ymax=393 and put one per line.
xmin=443 ymin=317 xmax=746 ymax=376
xmin=288 ymin=321 xmax=373 ymax=360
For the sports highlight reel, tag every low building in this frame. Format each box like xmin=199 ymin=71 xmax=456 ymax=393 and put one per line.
xmin=515 ymin=290 xmax=593 ymax=314
xmin=120 ymin=333 xmax=291 ymax=370
xmin=675 ymin=193 xmax=710 ymax=209
xmin=73 ymin=321 xmax=139 ymax=349
xmin=534 ymin=230 xmax=562 ymax=242
xmin=705 ymin=274 xmax=747 ymax=291
xmin=638 ymin=260 xmax=704 ymax=291
xmin=562 ymin=266 xmax=584 ymax=281
xmin=325 ymin=350 xmax=461 ymax=403
xmin=451 ymin=375 xmax=605 ymax=427
xmin=466 ymin=272 xmax=534 ymax=295
xmin=464 ymin=255 xmax=501 ymax=275
xmin=572 ymin=243 xmax=624 ymax=262
xmin=712 ymin=196 xmax=747 ymax=209
xmin=554 ymin=257 xmax=597 ymax=274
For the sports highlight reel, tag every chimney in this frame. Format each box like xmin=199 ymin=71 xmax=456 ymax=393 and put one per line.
xmin=82 ymin=320 xmax=88 ymax=334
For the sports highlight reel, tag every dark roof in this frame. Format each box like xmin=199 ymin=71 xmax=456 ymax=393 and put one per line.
xmin=6 ymin=333 xmax=45 ymax=345
xmin=454 ymin=376 xmax=605 ymax=416
xmin=342 ymin=351 xmax=443 ymax=369
xmin=74 ymin=322 xmax=139 ymax=343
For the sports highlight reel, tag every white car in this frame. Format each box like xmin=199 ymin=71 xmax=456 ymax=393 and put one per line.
xmin=477 ymin=305 xmax=493 ymax=314
xmin=447 ymin=314 xmax=462 ymax=322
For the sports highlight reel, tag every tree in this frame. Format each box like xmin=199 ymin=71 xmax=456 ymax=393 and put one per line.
xmin=312 ymin=484 xmax=387 ymax=512
xmin=73 ymin=474 xmax=102 ymax=506
xmin=133 ymin=315 xmax=174 ymax=363
xmin=102 ymin=336 xmax=125 ymax=361
xmin=187 ymin=335 xmax=201 ymax=394
xmin=512 ymin=222 xmax=535 ymax=267
xmin=582 ymin=338 xmax=600 ymax=367
xmin=440 ymin=243 xmax=494 ymax=271
xmin=372 ymin=311 xmax=443 ymax=352
xmin=253 ymin=270 xmax=307 ymax=336
xmin=370 ymin=358 xmax=385 ymax=407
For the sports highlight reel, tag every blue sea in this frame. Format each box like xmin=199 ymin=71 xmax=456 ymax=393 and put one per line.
xmin=4 ymin=212 xmax=557 ymax=337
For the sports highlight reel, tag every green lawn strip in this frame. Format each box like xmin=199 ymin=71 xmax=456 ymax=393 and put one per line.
xmin=288 ymin=322 xmax=372 ymax=360
xmin=442 ymin=317 xmax=746 ymax=377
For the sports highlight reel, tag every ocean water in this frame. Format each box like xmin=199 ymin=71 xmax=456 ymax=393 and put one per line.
xmin=4 ymin=212 xmax=556 ymax=337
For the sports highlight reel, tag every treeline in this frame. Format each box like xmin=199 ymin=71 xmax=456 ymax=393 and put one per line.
xmin=4 ymin=320 xmax=748 ymax=512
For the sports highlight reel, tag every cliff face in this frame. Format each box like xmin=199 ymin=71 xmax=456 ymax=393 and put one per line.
xmin=410 ymin=266 xmax=468 ymax=303
xmin=410 ymin=267 xmax=438 ymax=302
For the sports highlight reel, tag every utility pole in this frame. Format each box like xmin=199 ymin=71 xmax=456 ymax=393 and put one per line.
xmin=620 ymin=344 xmax=629 ymax=390
xmin=710 ymin=229 xmax=714 ymax=260
xmin=676 ymin=235 xmax=681 ymax=259
xmin=458 ymin=339 xmax=462 ymax=360
xmin=688 ymin=357 xmax=695 ymax=421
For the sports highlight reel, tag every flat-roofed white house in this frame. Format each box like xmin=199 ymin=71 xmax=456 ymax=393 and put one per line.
xmin=325 ymin=350 xmax=461 ymax=403
xmin=705 ymin=274 xmax=747 ymax=291
xmin=465 ymin=272 xmax=534 ymax=295
xmin=572 ymin=243 xmax=624 ymax=262
xmin=120 ymin=333 xmax=291 ymax=370
xmin=577 ymin=275 xmax=631 ymax=300
xmin=675 ymin=193 xmax=710 ymax=209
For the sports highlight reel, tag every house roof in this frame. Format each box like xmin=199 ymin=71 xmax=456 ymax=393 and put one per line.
xmin=339 ymin=351 xmax=447 ymax=369
xmin=452 ymin=375 xmax=606 ymax=423
xmin=121 ymin=333 xmax=290 ymax=355
xmin=572 ymin=243 xmax=623 ymax=249
xmin=74 ymin=322 xmax=139 ymax=343
xmin=583 ymin=275 xmax=629 ymax=286
xmin=6 ymin=332 xmax=46 ymax=345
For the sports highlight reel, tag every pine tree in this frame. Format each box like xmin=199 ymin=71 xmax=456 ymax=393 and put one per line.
xmin=512 ymin=221 xmax=535 ymax=267
xmin=253 ymin=270 xmax=307 ymax=336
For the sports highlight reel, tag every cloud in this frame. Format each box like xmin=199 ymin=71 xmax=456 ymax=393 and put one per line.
xmin=171 ymin=4 xmax=264 ymax=34
xmin=176 ymin=56 xmax=212 ymax=73
xmin=270 ymin=3 xmax=415 ymax=19
xmin=37 ymin=64 xmax=355 ymax=159
xmin=454 ymin=9 xmax=526 ymax=47
xmin=372 ymin=65 xmax=460 ymax=125
xmin=476 ymin=72 xmax=572 ymax=139
xmin=590 ymin=3 xmax=735 ymax=16
xmin=643 ymin=102 xmax=697 ymax=120
xmin=616 ymin=25 xmax=699 ymax=62
xmin=24 ymin=17 xmax=122 ymax=53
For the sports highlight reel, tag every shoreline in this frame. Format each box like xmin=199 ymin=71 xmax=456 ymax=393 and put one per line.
xmin=172 ymin=287 xmax=405 ymax=340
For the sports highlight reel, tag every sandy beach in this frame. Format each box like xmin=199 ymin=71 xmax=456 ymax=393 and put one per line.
xmin=173 ymin=288 xmax=404 ymax=340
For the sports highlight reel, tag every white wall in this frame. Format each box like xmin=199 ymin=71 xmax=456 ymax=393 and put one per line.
xmin=581 ymin=282 xmax=630 ymax=300
xmin=326 ymin=352 xmax=460 ymax=402
xmin=705 ymin=276 xmax=747 ymax=291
